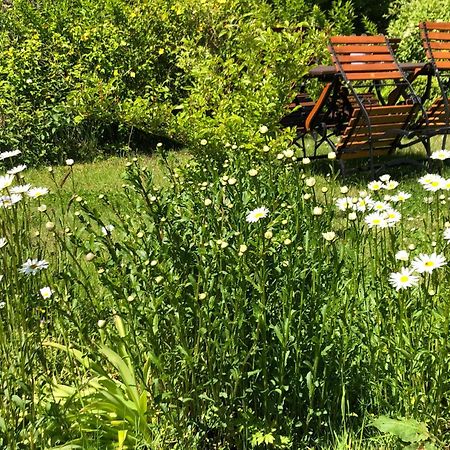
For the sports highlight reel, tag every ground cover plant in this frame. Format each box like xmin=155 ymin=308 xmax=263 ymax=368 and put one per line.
xmin=1 ymin=136 xmax=450 ymax=448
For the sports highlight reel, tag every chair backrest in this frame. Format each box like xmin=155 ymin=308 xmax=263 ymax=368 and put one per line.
xmin=328 ymin=35 xmax=403 ymax=81
xmin=420 ymin=22 xmax=450 ymax=71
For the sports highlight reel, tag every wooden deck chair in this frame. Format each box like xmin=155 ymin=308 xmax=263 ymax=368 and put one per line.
xmin=419 ymin=21 xmax=450 ymax=149
xmin=328 ymin=35 xmax=423 ymax=174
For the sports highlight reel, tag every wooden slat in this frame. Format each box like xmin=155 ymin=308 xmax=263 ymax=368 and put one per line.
xmin=331 ymin=45 xmax=391 ymax=54
xmin=330 ymin=35 xmax=385 ymax=44
xmin=347 ymin=71 xmax=402 ymax=80
xmin=430 ymin=51 xmax=450 ymax=60
xmin=426 ymin=31 xmax=450 ymax=41
xmin=429 ymin=42 xmax=450 ymax=50
xmin=348 ymin=113 xmax=412 ymax=126
xmin=424 ymin=22 xmax=450 ymax=31
xmin=340 ymin=63 xmax=397 ymax=72
xmin=337 ymin=54 xmax=394 ymax=63
xmin=435 ymin=61 xmax=450 ymax=70
xmin=343 ymin=122 xmax=409 ymax=135
xmin=352 ymin=105 xmax=413 ymax=115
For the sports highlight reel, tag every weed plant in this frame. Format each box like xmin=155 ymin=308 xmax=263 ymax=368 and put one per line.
xmin=1 ymin=141 xmax=450 ymax=449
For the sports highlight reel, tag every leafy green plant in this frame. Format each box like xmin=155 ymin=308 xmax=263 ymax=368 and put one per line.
xmin=370 ymin=416 xmax=442 ymax=449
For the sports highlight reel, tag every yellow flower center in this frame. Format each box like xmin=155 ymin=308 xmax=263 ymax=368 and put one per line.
xmin=400 ymin=275 xmax=409 ymax=283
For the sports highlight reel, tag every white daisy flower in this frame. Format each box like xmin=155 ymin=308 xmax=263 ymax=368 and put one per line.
xmin=418 ymin=174 xmax=445 ymax=192
xmin=7 ymin=165 xmax=27 ymax=175
xmin=371 ymin=200 xmax=391 ymax=212
xmin=354 ymin=196 xmax=372 ymax=212
xmin=431 ymin=149 xmax=450 ymax=160
xmin=0 ymin=174 xmax=14 ymax=191
xmin=336 ymin=197 xmax=352 ymax=211
xmin=379 ymin=174 xmax=391 ymax=182
xmin=0 ymin=194 xmax=22 ymax=208
xmin=39 ymin=286 xmax=53 ymax=299
xmin=246 ymin=207 xmax=269 ymax=223
xmin=368 ymin=180 xmax=383 ymax=191
xmin=27 ymin=187 xmax=49 ymax=198
xmin=411 ymin=253 xmax=446 ymax=273
xmin=365 ymin=212 xmax=388 ymax=229
xmin=385 ymin=209 xmax=401 ymax=225
xmin=389 ymin=267 xmax=419 ymax=291
xmin=392 ymin=191 xmax=411 ymax=202
xmin=66 ymin=159 xmax=74 ymax=166
xmin=443 ymin=179 xmax=450 ymax=190
xmin=383 ymin=180 xmax=399 ymax=190
xmin=395 ymin=250 xmax=409 ymax=261
xmin=0 ymin=150 xmax=21 ymax=160
xmin=10 ymin=184 xmax=30 ymax=194
xmin=443 ymin=228 xmax=450 ymax=241
xmin=20 ymin=258 xmax=49 ymax=275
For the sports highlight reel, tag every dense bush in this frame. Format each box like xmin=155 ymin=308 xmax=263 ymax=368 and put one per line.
xmin=0 ymin=0 xmax=357 ymax=166
xmin=387 ymin=0 xmax=450 ymax=62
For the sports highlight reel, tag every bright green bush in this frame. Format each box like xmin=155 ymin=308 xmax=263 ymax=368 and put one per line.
xmin=387 ymin=0 xmax=450 ymax=62
xmin=0 ymin=0 xmax=350 ymax=166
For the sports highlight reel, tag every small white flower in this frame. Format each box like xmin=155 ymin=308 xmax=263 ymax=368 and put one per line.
xmin=348 ymin=212 xmax=357 ymax=221
xmin=227 ymin=178 xmax=237 ymax=185
xmin=431 ymin=149 xmax=450 ymax=160
xmin=200 ymin=139 xmax=208 ymax=146
xmin=444 ymin=228 xmax=450 ymax=241
xmin=259 ymin=125 xmax=268 ymax=134
xmin=327 ymin=151 xmax=336 ymax=160
xmin=264 ymin=230 xmax=273 ymax=239
xmin=418 ymin=174 xmax=445 ymax=192
xmin=28 ymin=187 xmax=49 ymax=198
xmin=248 ymin=169 xmax=258 ymax=177
xmin=379 ymin=174 xmax=391 ymax=182
xmin=246 ymin=207 xmax=269 ymax=223
xmin=0 ymin=174 xmax=14 ymax=191
xmin=340 ymin=186 xmax=349 ymax=194
xmin=392 ymin=191 xmax=411 ymax=202
xmin=302 ymin=157 xmax=311 ymax=165
xmin=305 ymin=177 xmax=316 ymax=187
xmin=39 ymin=286 xmax=53 ymax=299
xmin=204 ymin=198 xmax=212 ymax=206
xmin=371 ymin=200 xmax=390 ymax=212
xmin=383 ymin=180 xmax=399 ymax=190
xmin=395 ymin=250 xmax=409 ymax=261
xmin=0 ymin=194 xmax=22 ymax=208
xmin=336 ymin=197 xmax=352 ymax=211
xmin=368 ymin=180 xmax=383 ymax=191
xmin=411 ymin=253 xmax=446 ymax=273
xmin=283 ymin=149 xmax=294 ymax=158
xmin=389 ymin=267 xmax=419 ymax=291
xmin=365 ymin=212 xmax=387 ymax=229
xmin=7 ymin=165 xmax=27 ymax=175
xmin=239 ymin=244 xmax=248 ymax=253
xmin=101 ymin=224 xmax=115 ymax=235
xmin=66 ymin=159 xmax=74 ymax=166
xmin=10 ymin=184 xmax=30 ymax=194
xmin=313 ymin=206 xmax=323 ymax=216
xmin=322 ymin=231 xmax=336 ymax=241
xmin=20 ymin=258 xmax=49 ymax=275
xmin=385 ymin=209 xmax=401 ymax=225
xmin=0 ymin=150 xmax=21 ymax=160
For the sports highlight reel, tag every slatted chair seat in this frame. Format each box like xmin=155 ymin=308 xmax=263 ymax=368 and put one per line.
xmin=336 ymin=104 xmax=417 ymax=160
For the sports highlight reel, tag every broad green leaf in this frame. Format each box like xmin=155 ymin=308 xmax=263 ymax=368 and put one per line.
xmin=371 ymin=416 xmax=429 ymax=443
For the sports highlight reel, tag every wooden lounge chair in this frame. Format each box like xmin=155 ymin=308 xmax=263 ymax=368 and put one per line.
xmin=328 ymin=35 xmax=423 ymax=174
xmin=419 ymin=21 xmax=450 ymax=148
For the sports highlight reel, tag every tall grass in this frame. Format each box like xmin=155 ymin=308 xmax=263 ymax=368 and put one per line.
xmin=1 ymin=144 xmax=450 ymax=449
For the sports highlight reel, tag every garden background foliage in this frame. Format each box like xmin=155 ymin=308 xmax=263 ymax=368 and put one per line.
xmin=0 ymin=0 xmax=360 ymax=166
